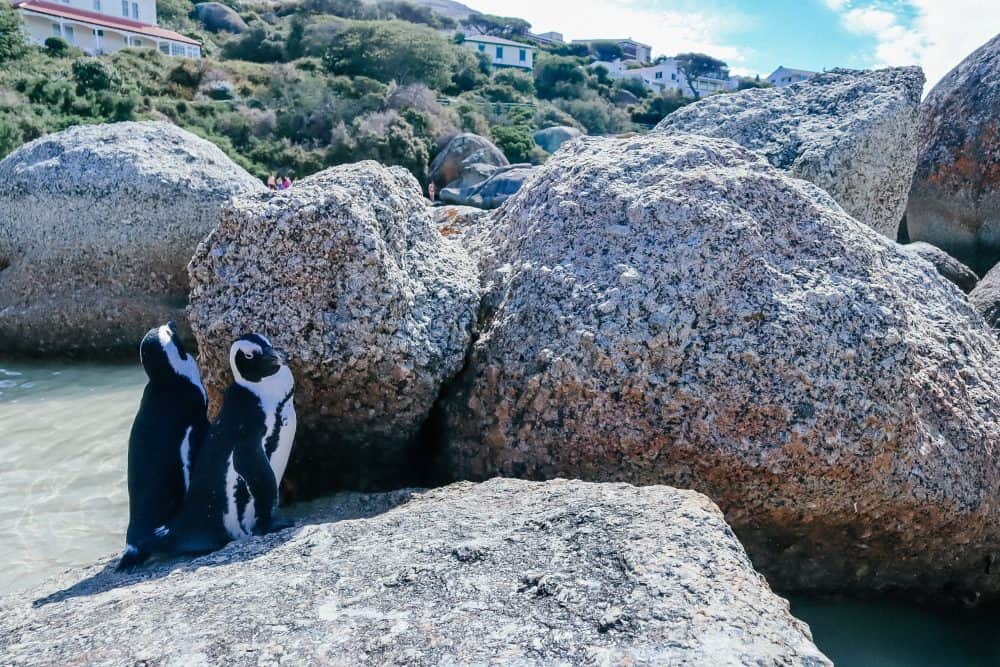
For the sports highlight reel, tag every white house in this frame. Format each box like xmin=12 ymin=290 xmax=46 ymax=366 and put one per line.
xmin=13 ymin=0 xmax=200 ymax=57
xmin=766 ymin=66 xmax=817 ymax=87
xmin=573 ymin=37 xmax=651 ymax=64
xmin=594 ymin=58 xmax=732 ymax=98
xmin=461 ymin=34 xmax=534 ymax=71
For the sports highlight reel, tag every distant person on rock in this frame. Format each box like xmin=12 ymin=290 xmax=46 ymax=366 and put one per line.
xmin=282 ymin=175 xmax=293 ymax=190
xmin=428 ymin=182 xmax=437 ymax=201
xmin=266 ymin=174 xmax=276 ymax=190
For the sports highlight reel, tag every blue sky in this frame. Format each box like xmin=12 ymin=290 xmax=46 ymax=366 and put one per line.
xmin=467 ymin=0 xmax=1000 ymax=89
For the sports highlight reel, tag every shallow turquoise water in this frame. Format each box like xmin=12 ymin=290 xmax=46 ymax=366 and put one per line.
xmin=2 ymin=360 xmax=1000 ymax=664
xmin=0 ymin=360 xmax=144 ymax=595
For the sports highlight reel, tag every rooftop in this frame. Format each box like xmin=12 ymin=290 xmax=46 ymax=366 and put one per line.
xmin=13 ymin=0 xmax=200 ymax=45
xmin=462 ymin=34 xmax=536 ymax=48
xmin=768 ymin=66 xmax=818 ymax=78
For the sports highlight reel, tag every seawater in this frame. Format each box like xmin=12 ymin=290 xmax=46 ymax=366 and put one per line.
xmin=2 ymin=360 xmax=999 ymax=665
xmin=0 ymin=360 xmax=143 ymax=595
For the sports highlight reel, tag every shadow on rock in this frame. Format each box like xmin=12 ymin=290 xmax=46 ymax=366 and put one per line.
xmin=32 ymin=488 xmax=418 ymax=608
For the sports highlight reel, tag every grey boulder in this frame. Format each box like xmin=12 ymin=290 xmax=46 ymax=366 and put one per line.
xmin=656 ymin=67 xmax=924 ymax=238
xmin=432 ymin=204 xmax=490 ymax=238
xmin=440 ymin=163 xmax=535 ymax=209
xmin=970 ymin=263 xmax=1000 ymax=330
xmin=0 ymin=121 xmax=263 ymax=357
xmin=187 ymin=161 xmax=479 ymax=495
xmin=444 ymin=132 xmax=1000 ymax=601
xmin=533 ymin=125 xmax=583 ymax=153
xmin=428 ymin=132 xmax=508 ymax=191
xmin=900 ymin=241 xmax=978 ymax=293
xmin=906 ymin=33 xmax=1000 ymax=275
xmin=192 ymin=2 xmax=249 ymax=33
xmin=0 ymin=479 xmax=830 ymax=665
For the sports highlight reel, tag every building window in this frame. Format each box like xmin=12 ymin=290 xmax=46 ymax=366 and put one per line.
xmin=519 ymin=49 xmax=526 ymax=62
xmin=132 ymin=2 xmax=139 ymax=19
xmin=64 ymin=25 xmax=74 ymax=42
xmin=159 ymin=42 xmax=169 ymax=54
xmin=93 ymin=0 xmax=101 ymax=9
xmin=51 ymin=23 xmax=60 ymax=36
xmin=495 ymin=46 xmax=503 ymax=59
xmin=671 ymin=72 xmax=676 ymax=80
xmin=170 ymin=42 xmax=186 ymax=56
xmin=655 ymin=71 xmax=663 ymax=79
xmin=477 ymin=43 xmax=484 ymax=52
xmin=121 ymin=0 xmax=128 ymax=16
xmin=132 ymin=38 xmax=141 ymax=46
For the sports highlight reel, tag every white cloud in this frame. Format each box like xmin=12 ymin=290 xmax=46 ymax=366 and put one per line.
xmin=826 ymin=0 xmax=1000 ymax=90
xmin=465 ymin=0 xmax=754 ymax=69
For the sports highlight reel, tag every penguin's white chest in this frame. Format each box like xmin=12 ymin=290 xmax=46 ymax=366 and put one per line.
xmin=266 ymin=397 xmax=296 ymax=486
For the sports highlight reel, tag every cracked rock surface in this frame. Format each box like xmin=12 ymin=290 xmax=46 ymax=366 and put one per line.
xmin=0 ymin=121 xmax=263 ymax=357
xmin=0 ymin=479 xmax=829 ymax=666
xmin=444 ymin=132 xmax=1000 ymax=600
xmin=906 ymin=34 xmax=1000 ymax=275
xmin=656 ymin=67 xmax=924 ymax=238
xmin=187 ymin=161 xmax=479 ymax=494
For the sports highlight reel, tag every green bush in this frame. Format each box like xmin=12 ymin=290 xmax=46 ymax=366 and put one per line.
xmin=492 ymin=68 xmax=534 ymax=96
xmin=630 ymin=92 xmax=691 ymax=126
xmin=44 ymin=36 xmax=70 ymax=57
xmin=322 ymin=20 xmax=462 ymax=90
xmin=490 ymin=125 xmax=534 ymax=163
xmin=0 ymin=4 xmax=27 ymax=63
xmin=555 ymin=96 xmax=630 ymax=135
xmin=0 ymin=118 xmax=23 ymax=158
xmin=534 ymin=55 xmax=586 ymax=99
xmin=72 ymin=59 xmax=114 ymax=95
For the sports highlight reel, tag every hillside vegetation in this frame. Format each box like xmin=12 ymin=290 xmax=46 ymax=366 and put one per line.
xmin=0 ymin=0 xmax=696 ymax=180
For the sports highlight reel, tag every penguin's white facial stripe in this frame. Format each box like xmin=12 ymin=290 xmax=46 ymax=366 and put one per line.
xmin=161 ymin=330 xmax=207 ymax=404
xmin=229 ymin=340 xmax=264 ymax=384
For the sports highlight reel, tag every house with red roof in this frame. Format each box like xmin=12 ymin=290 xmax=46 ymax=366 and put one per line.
xmin=12 ymin=0 xmax=200 ymax=57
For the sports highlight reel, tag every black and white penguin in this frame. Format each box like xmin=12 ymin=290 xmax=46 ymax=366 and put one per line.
xmin=117 ymin=322 xmax=208 ymax=570
xmin=132 ymin=333 xmax=296 ymax=560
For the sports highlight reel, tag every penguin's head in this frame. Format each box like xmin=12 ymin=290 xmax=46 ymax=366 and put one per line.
xmin=230 ymin=333 xmax=289 ymax=388
xmin=138 ymin=322 xmax=207 ymax=401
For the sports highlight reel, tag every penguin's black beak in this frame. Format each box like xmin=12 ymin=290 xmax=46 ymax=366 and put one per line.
xmin=261 ymin=349 xmax=283 ymax=375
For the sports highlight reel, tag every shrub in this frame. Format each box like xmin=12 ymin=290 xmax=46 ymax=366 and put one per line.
xmin=43 ymin=36 xmax=70 ymax=57
xmin=555 ymin=96 xmax=630 ymax=135
xmin=490 ymin=124 xmax=533 ymax=163
xmin=630 ymin=91 xmax=691 ymax=126
xmin=223 ymin=24 xmax=287 ymax=63
xmin=534 ymin=55 xmax=586 ymax=99
xmin=492 ymin=68 xmax=534 ymax=96
xmin=322 ymin=20 xmax=462 ymax=90
xmin=0 ymin=4 xmax=27 ymax=62
xmin=0 ymin=118 xmax=23 ymax=158
xmin=615 ymin=77 xmax=649 ymax=99
xmin=72 ymin=59 xmax=115 ymax=95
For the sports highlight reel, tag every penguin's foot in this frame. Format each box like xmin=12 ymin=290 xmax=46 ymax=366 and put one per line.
xmin=116 ymin=544 xmax=150 ymax=571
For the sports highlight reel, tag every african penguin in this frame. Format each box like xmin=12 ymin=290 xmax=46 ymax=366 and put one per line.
xmin=131 ymin=333 xmax=296 ymax=560
xmin=117 ymin=322 xmax=208 ymax=570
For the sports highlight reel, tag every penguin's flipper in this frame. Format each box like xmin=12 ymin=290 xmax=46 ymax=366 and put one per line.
xmin=116 ymin=544 xmax=150 ymax=571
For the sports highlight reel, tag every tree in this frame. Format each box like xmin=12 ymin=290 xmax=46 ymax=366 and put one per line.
xmin=491 ymin=125 xmax=534 ymax=163
xmin=0 ymin=3 xmax=27 ymax=63
xmin=589 ymin=41 xmax=623 ymax=62
xmin=534 ymin=55 xmax=586 ymax=100
xmin=630 ymin=91 xmax=691 ymax=126
xmin=461 ymin=13 xmax=530 ymax=38
xmin=674 ymin=52 xmax=728 ymax=98
xmin=323 ymin=21 xmax=461 ymax=90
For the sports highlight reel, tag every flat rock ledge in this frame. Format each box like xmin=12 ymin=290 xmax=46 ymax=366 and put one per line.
xmin=0 ymin=479 xmax=829 ymax=666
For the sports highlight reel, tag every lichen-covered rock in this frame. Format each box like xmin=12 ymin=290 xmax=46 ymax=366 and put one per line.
xmin=0 ymin=121 xmax=263 ymax=357
xmin=970 ymin=263 xmax=1000 ymax=330
xmin=656 ymin=67 xmax=924 ymax=238
xmin=0 ymin=479 xmax=830 ymax=665
xmin=428 ymin=132 xmax=508 ymax=191
xmin=906 ymin=34 xmax=1000 ymax=275
xmin=432 ymin=204 xmax=489 ymax=238
xmin=533 ymin=125 xmax=583 ymax=153
xmin=440 ymin=163 xmax=535 ymax=209
xmin=444 ymin=133 xmax=1000 ymax=600
xmin=901 ymin=241 xmax=979 ymax=293
xmin=187 ymin=161 xmax=479 ymax=495
xmin=192 ymin=2 xmax=248 ymax=33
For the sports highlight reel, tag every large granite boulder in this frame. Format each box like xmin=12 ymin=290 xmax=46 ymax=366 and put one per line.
xmin=900 ymin=241 xmax=979 ymax=293
xmin=440 ymin=163 xmax=535 ymax=209
xmin=906 ymin=34 xmax=1000 ymax=275
xmin=443 ymin=133 xmax=1000 ymax=601
xmin=187 ymin=161 xmax=479 ymax=495
xmin=428 ymin=132 xmax=508 ymax=192
xmin=0 ymin=479 xmax=830 ymax=665
xmin=192 ymin=2 xmax=248 ymax=33
xmin=533 ymin=125 xmax=583 ymax=153
xmin=0 ymin=121 xmax=263 ymax=357
xmin=656 ymin=67 xmax=924 ymax=238
xmin=970 ymin=263 xmax=1000 ymax=330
